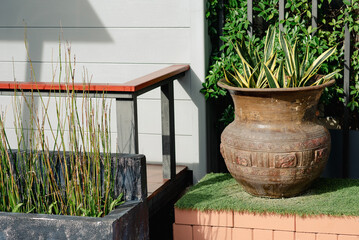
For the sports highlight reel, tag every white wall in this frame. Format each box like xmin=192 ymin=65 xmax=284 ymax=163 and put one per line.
xmin=0 ymin=0 xmax=209 ymax=182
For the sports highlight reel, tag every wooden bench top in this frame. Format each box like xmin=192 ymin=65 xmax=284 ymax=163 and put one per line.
xmin=0 ymin=65 xmax=190 ymax=93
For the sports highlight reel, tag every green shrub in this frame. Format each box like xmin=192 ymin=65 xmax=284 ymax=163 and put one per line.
xmin=203 ymin=0 xmax=359 ymax=125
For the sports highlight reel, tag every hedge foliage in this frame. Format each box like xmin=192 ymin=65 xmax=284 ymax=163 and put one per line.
xmin=202 ymin=0 xmax=359 ymax=125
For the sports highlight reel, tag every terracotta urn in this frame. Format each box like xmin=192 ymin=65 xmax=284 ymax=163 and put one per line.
xmin=218 ymin=79 xmax=335 ymax=198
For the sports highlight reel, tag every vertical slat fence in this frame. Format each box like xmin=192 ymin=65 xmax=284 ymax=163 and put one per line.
xmin=312 ymin=0 xmax=318 ymax=35
xmin=279 ymin=0 xmax=285 ymax=31
xmin=343 ymin=0 xmax=352 ymax=178
xmin=247 ymin=0 xmax=253 ymax=36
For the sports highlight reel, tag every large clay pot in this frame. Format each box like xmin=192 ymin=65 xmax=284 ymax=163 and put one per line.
xmin=218 ymin=79 xmax=335 ymax=198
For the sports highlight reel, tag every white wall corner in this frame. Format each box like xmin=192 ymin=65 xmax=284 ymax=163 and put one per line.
xmin=187 ymin=0 xmax=211 ymax=182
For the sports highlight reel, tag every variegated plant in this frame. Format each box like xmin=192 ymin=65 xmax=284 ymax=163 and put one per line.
xmin=223 ymin=26 xmax=340 ymax=88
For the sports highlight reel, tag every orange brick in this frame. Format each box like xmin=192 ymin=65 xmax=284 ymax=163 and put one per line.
xmin=296 ymin=215 xmax=359 ymax=235
xmin=232 ymin=228 xmax=252 ymax=240
xmin=193 ymin=226 xmax=232 ymax=240
xmin=338 ymin=235 xmax=359 ymax=240
xmin=175 ymin=208 xmax=233 ymax=227
xmin=295 ymin=232 xmax=316 ymax=240
xmin=173 ymin=224 xmax=193 ymax=240
xmin=234 ymin=212 xmax=295 ymax=231
xmin=317 ymin=233 xmax=338 ymax=240
xmin=273 ymin=230 xmax=294 ymax=240
xmin=253 ymin=229 xmax=273 ymax=240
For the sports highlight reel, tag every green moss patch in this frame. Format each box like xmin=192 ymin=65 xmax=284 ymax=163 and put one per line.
xmin=175 ymin=173 xmax=359 ymax=216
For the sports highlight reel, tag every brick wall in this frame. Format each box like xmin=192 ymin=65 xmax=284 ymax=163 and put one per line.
xmin=173 ymin=208 xmax=359 ymax=240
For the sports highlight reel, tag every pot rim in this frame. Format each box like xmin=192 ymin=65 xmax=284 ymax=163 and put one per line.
xmin=217 ymin=78 xmax=335 ymax=93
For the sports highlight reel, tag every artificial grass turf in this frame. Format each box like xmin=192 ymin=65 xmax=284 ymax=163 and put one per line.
xmin=175 ymin=173 xmax=359 ymax=216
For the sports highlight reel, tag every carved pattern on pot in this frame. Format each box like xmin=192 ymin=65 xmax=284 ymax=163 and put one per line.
xmin=273 ymin=153 xmax=297 ymax=168
xmin=251 ymin=152 xmax=269 ymax=168
xmin=314 ymin=148 xmax=327 ymax=163
xmin=222 ymin=134 xmax=329 ymax=152
xmin=236 ymin=151 xmax=252 ymax=166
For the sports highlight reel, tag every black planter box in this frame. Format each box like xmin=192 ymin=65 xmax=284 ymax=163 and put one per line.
xmin=0 ymin=153 xmax=149 ymax=240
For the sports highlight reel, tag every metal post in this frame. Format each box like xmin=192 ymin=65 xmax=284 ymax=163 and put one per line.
xmin=247 ymin=0 xmax=253 ymax=36
xmin=311 ymin=0 xmax=318 ymax=35
xmin=116 ymin=97 xmax=138 ymax=154
xmin=161 ymin=82 xmax=176 ymax=180
xmin=343 ymin=0 xmax=351 ymax=178
xmin=279 ymin=0 xmax=285 ymax=32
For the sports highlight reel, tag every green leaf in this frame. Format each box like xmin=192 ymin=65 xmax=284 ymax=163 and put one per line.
xmin=26 ymin=207 xmax=35 ymax=214
xmin=277 ymin=61 xmax=285 ymax=88
xmin=109 ymin=193 xmax=124 ymax=212
xmin=232 ymin=41 xmax=254 ymax=77
xmin=223 ymin=68 xmax=234 ymax=86
xmin=291 ymin=40 xmax=300 ymax=85
xmin=264 ymin=26 xmax=276 ymax=62
xmin=299 ymin=46 xmax=309 ymax=85
xmin=307 ymin=11 xmax=311 ymax=18
xmin=48 ymin=201 xmax=58 ymax=214
xmin=231 ymin=64 xmax=247 ymax=87
xmin=279 ymin=31 xmax=294 ymax=77
xmin=248 ymin=64 xmax=260 ymax=88
xmin=303 ymin=46 xmax=337 ymax=84
xmin=311 ymin=69 xmax=341 ymax=86
xmin=12 ymin=203 xmax=23 ymax=213
xmin=235 ymin=39 xmax=256 ymax=67
xmin=266 ymin=52 xmax=277 ymax=72
xmin=263 ymin=63 xmax=280 ymax=88
xmin=96 ymin=211 xmax=104 ymax=218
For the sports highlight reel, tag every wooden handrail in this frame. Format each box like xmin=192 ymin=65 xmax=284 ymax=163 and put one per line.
xmin=0 ymin=64 xmax=190 ymax=181
xmin=0 ymin=64 xmax=190 ymax=93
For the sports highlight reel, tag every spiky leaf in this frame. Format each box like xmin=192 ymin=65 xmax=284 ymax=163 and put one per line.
xmin=311 ymin=69 xmax=341 ymax=86
xmin=264 ymin=26 xmax=276 ymax=62
xmin=263 ymin=63 xmax=280 ymax=88
xmin=277 ymin=61 xmax=285 ymax=88
xmin=279 ymin=31 xmax=294 ymax=77
xmin=302 ymin=46 xmax=337 ymax=84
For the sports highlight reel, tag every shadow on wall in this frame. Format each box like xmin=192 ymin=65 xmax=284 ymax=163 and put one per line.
xmin=0 ymin=0 xmax=113 ymax=148
xmin=0 ymin=0 xmax=113 ymax=82
xmin=178 ymin=70 xmax=208 ymax=182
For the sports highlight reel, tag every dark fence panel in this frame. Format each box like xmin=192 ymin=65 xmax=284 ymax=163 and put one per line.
xmin=343 ymin=0 xmax=352 ymax=178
